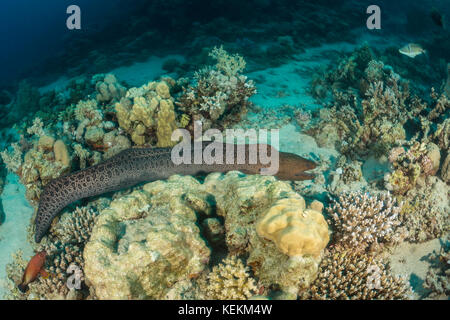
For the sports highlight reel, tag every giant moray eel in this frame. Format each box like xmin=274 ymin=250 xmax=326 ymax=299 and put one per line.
xmin=34 ymin=143 xmax=316 ymax=242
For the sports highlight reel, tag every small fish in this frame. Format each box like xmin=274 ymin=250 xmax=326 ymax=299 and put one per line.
xmin=399 ymin=43 xmax=426 ymax=58
xmin=430 ymin=8 xmax=445 ymax=28
xmin=18 ymin=251 xmax=48 ymax=293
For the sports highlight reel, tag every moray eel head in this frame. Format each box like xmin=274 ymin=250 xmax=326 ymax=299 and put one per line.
xmin=274 ymin=151 xmax=317 ymax=181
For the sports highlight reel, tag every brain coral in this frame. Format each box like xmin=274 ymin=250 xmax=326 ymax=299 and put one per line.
xmin=256 ymin=197 xmax=329 ymax=257
xmin=83 ymin=176 xmax=210 ymax=300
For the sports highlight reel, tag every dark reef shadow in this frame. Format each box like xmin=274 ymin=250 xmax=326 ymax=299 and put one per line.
xmin=409 ymin=273 xmax=431 ymax=299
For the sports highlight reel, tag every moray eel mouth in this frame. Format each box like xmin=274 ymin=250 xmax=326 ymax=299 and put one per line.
xmin=274 ymin=152 xmax=317 ymax=181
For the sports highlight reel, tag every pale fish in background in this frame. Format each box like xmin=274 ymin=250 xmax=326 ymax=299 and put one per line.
xmin=399 ymin=43 xmax=427 ymax=58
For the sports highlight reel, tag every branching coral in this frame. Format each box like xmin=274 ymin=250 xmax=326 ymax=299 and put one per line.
xmin=327 ymin=192 xmax=406 ymax=252
xmin=300 ymin=247 xmax=412 ymax=300
xmin=209 ymin=45 xmax=247 ymax=77
xmin=177 ymin=46 xmax=256 ymax=131
xmin=197 ymin=256 xmax=258 ymax=300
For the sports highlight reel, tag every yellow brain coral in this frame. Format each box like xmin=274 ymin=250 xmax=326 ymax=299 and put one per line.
xmin=256 ymin=197 xmax=329 ymax=257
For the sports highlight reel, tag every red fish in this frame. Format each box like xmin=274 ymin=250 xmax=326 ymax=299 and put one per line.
xmin=18 ymin=251 xmax=48 ymax=293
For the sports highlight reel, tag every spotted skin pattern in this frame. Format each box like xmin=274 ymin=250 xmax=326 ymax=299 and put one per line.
xmin=34 ymin=144 xmax=316 ymax=243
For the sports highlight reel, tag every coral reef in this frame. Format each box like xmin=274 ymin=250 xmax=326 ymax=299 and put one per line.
xmin=256 ymin=197 xmax=329 ymax=258
xmin=83 ymin=177 xmax=210 ymax=299
xmin=327 ymin=192 xmax=406 ymax=253
xmin=80 ymin=172 xmax=330 ymax=299
xmin=177 ymin=46 xmax=256 ymax=131
xmin=399 ymin=177 xmax=449 ymax=243
xmin=306 ymin=46 xmax=447 ymax=158
xmin=92 ymin=73 xmax=126 ymax=103
xmin=2 ymin=36 xmax=447 ymax=301
xmin=5 ymin=205 xmax=101 ymax=300
xmin=115 ymin=79 xmax=178 ymax=146
xmin=196 ymin=256 xmax=258 ymax=300
xmin=300 ymin=247 xmax=412 ymax=300
xmin=1 ymin=118 xmax=71 ymax=203
xmin=384 ymin=142 xmax=440 ymax=195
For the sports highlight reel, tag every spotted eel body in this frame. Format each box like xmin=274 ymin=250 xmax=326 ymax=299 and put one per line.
xmin=34 ymin=143 xmax=316 ymax=242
